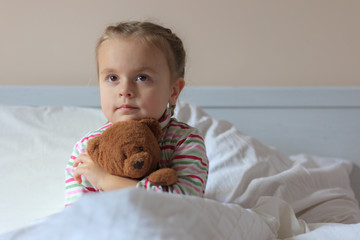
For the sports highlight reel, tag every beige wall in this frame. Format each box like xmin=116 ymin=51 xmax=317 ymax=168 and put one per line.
xmin=0 ymin=0 xmax=359 ymax=86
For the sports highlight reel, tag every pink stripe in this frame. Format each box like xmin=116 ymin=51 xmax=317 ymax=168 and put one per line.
xmin=100 ymin=123 xmax=112 ymax=130
xmin=160 ymin=145 xmax=175 ymax=151
xmin=176 ymin=144 xmax=206 ymax=153
xmin=70 ymin=155 xmax=76 ymax=160
xmin=81 ymin=133 xmax=102 ymax=143
xmin=175 ymin=135 xmax=204 ymax=148
xmin=176 ymin=180 xmax=201 ymax=195
xmin=188 ymin=134 xmax=204 ymax=141
xmin=159 ymin=113 xmax=168 ymax=123
xmin=164 ymin=132 xmax=183 ymax=139
xmin=170 ymin=123 xmax=191 ymax=129
xmin=144 ymin=179 xmax=150 ymax=189
xmin=176 ymin=139 xmax=186 ymax=147
xmin=85 ymin=187 xmax=98 ymax=192
xmin=173 ymin=155 xmax=207 ymax=167
xmin=66 ymin=189 xmax=85 ymax=195
xmin=65 ymin=167 xmax=74 ymax=173
xmin=65 ymin=178 xmax=75 ymax=184
xmin=74 ymin=144 xmax=86 ymax=153
xmin=65 ymin=187 xmax=97 ymax=196
xmin=173 ymin=187 xmax=180 ymax=194
xmin=159 ymin=159 xmax=171 ymax=166
xmin=175 ymin=166 xmax=204 ymax=174
xmin=187 ymin=174 xmax=204 ymax=184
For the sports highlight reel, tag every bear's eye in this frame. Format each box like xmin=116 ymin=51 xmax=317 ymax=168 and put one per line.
xmin=139 ymin=146 xmax=144 ymax=151
xmin=123 ymin=153 xmax=127 ymax=159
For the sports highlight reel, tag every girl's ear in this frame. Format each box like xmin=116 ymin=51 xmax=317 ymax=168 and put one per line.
xmin=169 ymin=78 xmax=185 ymax=105
xmin=87 ymin=137 xmax=101 ymax=160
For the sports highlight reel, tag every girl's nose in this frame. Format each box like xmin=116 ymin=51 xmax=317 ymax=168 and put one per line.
xmin=118 ymin=81 xmax=135 ymax=98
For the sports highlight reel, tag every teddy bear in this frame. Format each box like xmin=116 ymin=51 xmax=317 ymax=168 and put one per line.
xmin=87 ymin=118 xmax=178 ymax=186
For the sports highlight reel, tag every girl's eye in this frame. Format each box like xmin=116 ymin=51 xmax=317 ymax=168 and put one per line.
xmin=136 ymin=75 xmax=149 ymax=82
xmin=107 ymin=75 xmax=118 ymax=82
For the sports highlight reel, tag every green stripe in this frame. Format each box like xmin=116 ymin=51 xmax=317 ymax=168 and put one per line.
xmin=65 ymin=195 xmax=81 ymax=202
xmin=159 ymin=138 xmax=179 ymax=145
xmin=182 ymin=139 xmax=205 ymax=147
xmin=178 ymin=176 xmax=203 ymax=187
xmin=159 ymin=138 xmax=205 ymax=148
xmin=176 ymin=148 xmax=205 ymax=156
xmin=72 ymin=147 xmax=80 ymax=155
xmin=171 ymin=161 xmax=207 ymax=171
xmin=181 ymin=186 xmax=198 ymax=195
xmin=65 ymin=184 xmax=81 ymax=190
xmin=173 ymin=184 xmax=186 ymax=194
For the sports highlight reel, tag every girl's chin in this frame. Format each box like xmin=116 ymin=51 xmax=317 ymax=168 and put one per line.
xmin=109 ymin=112 xmax=162 ymax=123
xmin=111 ymin=115 xmax=148 ymax=122
xmin=111 ymin=116 xmax=140 ymax=122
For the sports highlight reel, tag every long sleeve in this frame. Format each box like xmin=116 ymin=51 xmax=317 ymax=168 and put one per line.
xmin=64 ymin=123 xmax=112 ymax=207
xmin=137 ymin=119 xmax=209 ymax=197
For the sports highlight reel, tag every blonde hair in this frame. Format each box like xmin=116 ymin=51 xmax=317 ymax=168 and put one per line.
xmin=96 ymin=21 xmax=186 ymax=81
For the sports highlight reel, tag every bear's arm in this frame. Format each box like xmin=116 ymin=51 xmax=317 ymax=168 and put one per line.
xmin=137 ymin=128 xmax=209 ymax=197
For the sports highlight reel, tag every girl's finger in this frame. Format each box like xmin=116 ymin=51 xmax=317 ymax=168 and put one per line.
xmin=73 ymin=158 xmax=82 ymax=167
xmin=74 ymin=168 xmax=83 ymax=184
xmin=73 ymin=154 xmax=86 ymax=167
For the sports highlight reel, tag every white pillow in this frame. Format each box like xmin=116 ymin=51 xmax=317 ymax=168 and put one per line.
xmin=175 ymin=101 xmax=360 ymax=224
xmin=0 ymin=105 xmax=106 ymax=233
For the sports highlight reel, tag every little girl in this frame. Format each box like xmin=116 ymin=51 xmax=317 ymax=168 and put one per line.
xmin=65 ymin=21 xmax=208 ymax=207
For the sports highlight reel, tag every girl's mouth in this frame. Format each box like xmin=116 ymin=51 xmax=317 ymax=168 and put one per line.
xmin=116 ymin=105 xmax=139 ymax=111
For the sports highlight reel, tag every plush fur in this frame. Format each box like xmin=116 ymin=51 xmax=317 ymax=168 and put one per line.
xmin=87 ymin=118 xmax=177 ymax=186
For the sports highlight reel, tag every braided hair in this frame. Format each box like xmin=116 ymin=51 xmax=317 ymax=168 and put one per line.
xmin=96 ymin=21 xmax=186 ymax=81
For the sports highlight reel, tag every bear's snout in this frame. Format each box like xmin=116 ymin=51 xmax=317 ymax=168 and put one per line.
xmin=133 ymin=161 xmax=144 ymax=169
xmin=124 ymin=152 xmax=155 ymax=179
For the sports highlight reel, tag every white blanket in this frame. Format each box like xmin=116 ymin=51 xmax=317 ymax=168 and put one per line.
xmin=2 ymin=189 xmax=360 ymax=240
xmin=0 ymin=189 xmax=275 ymax=240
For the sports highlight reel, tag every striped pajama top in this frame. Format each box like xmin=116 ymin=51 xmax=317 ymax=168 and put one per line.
xmin=65 ymin=109 xmax=209 ymax=207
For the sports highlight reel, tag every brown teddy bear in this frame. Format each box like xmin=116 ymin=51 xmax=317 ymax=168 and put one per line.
xmin=87 ymin=118 xmax=177 ymax=186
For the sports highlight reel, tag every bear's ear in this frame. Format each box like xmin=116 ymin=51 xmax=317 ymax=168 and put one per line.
xmin=87 ymin=136 xmax=101 ymax=160
xmin=139 ymin=118 xmax=162 ymax=140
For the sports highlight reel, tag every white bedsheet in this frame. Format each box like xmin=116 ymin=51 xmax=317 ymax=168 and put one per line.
xmin=176 ymin=101 xmax=360 ymax=224
xmin=285 ymin=223 xmax=360 ymax=240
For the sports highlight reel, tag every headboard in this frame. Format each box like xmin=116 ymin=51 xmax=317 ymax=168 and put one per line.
xmin=1 ymin=86 xmax=360 ymax=198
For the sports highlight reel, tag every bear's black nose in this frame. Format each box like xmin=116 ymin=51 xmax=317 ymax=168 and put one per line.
xmin=133 ymin=161 xmax=144 ymax=169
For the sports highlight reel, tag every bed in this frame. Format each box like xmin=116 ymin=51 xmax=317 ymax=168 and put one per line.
xmin=0 ymin=86 xmax=360 ymax=239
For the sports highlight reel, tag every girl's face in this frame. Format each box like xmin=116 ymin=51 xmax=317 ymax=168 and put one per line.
xmin=97 ymin=37 xmax=184 ymax=123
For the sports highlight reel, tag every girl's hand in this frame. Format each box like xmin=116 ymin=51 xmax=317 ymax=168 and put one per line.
xmin=73 ymin=152 xmax=138 ymax=191
xmin=73 ymin=152 xmax=108 ymax=190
